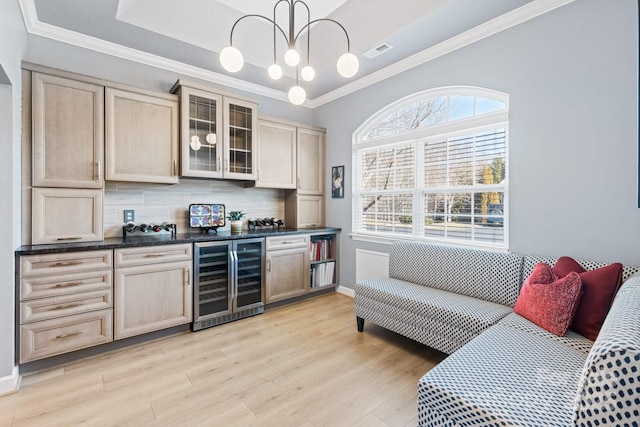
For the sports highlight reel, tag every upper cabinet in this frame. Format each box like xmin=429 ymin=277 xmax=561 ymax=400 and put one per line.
xmin=105 ymin=88 xmax=180 ymax=184
xmin=173 ymin=82 xmax=258 ymax=180
xmin=255 ymin=120 xmax=297 ymax=189
xmin=32 ymin=73 xmax=104 ymax=189
xmin=297 ymin=127 xmax=325 ymax=195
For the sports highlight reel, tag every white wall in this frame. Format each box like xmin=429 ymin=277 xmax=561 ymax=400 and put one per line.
xmin=0 ymin=0 xmax=27 ymax=387
xmin=315 ymin=0 xmax=640 ymax=288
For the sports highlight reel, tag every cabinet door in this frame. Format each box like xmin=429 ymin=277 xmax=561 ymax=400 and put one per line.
xmin=285 ymin=193 xmax=324 ymax=228
xmin=297 ymin=128 xmax=325 ymax=195
xmin=194 ymin=242 xmax=233 ymax=322
xmin=266 ymin=247 xmax=309 ymax=303
xmin=255 ymin=120 xmax=296 ymax=189
xmin=32 ymin=188 xmax=103 ymax=244
xmin=114 ymin=261 xmax=192 ymax=340
xmin=105 ymin=88 xmax=179 ymax=184
xmin=32 ymin=73 xmax=104 ymax=188
xmin=223 ymin=97 xmax=257 ymax=180
xmin=178 ymin=86 xmax=223 ymax=179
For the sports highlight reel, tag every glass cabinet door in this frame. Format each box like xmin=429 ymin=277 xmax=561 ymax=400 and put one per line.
xmin=179 ymin=87 xmax=223 ymax=178
xmin=194 ymin=242 xmax=232 ymax=321
xmin=224 ymin=98 xmax=257 ymax=180
xmin=233 ymin=239 xmax=264 ymax=311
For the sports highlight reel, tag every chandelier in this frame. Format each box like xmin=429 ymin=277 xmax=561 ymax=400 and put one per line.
xmin=219 ymin=0 xmax=360 ymax=105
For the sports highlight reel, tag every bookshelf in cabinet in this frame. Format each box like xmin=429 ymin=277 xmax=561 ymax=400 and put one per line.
xmin=308 ymin=232 xmax=339 ymax=291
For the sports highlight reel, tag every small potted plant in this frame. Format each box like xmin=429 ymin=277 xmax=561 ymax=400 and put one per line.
xmin=227 ymin=211 xmax=245 ymax=233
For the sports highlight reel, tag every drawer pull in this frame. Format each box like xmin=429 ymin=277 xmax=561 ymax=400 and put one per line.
xmin=54 ymin=282 xmax=82 ymax=288
xmin=144 ymin=253 xmax=168 ymax=258
xmin=55 ymin=330 xmax=84 ymax=339
xmin=53 ymin=303 xmax=81 ymax=311
xmin=56 ymin=237 xmax=82 ymax=241
xmin=51 ymin=261 xmax=82 ymax=267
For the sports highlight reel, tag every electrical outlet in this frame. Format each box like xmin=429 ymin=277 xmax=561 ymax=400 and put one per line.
xmin=124 ymin=210 xmax=135 ymax=223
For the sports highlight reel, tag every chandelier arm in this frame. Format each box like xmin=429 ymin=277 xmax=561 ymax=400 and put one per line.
xmin=229 ymin=14 xmax=289 ymax=47
xmin=293 ymin=18 xmax=351 ymax=52
xmin=292 ymin=0 xmax=311 ymax=64
xmin=273 ymin=0 xmax=289 ymax=62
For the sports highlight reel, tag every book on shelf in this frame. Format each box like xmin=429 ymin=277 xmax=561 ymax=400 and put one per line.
xmin=310 ymin=237 xmax=335 ymax=262
xmin=310 ymin=261 xmax=335 ymax=287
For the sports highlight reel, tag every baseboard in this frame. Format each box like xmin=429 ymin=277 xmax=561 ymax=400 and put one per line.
xmin=336 ymin=285 xmax=355 ymax=298
xmin=0 ymin=366 xmax=20 ymax=396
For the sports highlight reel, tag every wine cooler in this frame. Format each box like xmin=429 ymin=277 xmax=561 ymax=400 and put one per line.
xmin=192 ymin=238 xmax=264 ymax=331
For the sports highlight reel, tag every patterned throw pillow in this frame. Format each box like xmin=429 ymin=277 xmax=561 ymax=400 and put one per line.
xmin=514 ymin=263 xmax=583 ymax=336
xmin=552 ymin=256 xmax=623 ymax=341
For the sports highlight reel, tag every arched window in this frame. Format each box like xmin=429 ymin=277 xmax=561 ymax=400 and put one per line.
xmin=352 ymin=87 xmax=509 ymax=248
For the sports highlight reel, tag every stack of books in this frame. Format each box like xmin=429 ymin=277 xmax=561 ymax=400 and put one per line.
xmin=311 ymin=262 xmax=335 ymax=288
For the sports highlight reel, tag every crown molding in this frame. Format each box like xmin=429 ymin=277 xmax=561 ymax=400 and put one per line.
xmin=308 ymin=0 xmax=577 ymax=108
xmin=19 ymin=0 xmax=575 ymax=109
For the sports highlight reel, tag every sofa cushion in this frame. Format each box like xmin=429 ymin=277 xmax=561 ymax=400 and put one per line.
xmin=553 ymin=256 xmax=623 ymax=341
xmin=418 ymin=323 xmax=587 ymax=427
xmin=574 ymin=275 xmax=640 ymax=426
xmin=389 ymin=242 xmax=523 ymax=306
xmin=355 ymin=278 xmax=512 ymax=354
xmin=514 ymin=270 xmax=583 ymax=336
xmin=498 ymin=313 xmax=594 ymax=354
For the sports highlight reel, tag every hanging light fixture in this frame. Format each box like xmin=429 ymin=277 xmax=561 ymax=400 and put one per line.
xmin=219 ymin=0 xmax=359 ymax=105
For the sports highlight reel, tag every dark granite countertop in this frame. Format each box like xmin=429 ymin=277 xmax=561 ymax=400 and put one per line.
xmin=16 ymin=227 xmax=341 ymax=255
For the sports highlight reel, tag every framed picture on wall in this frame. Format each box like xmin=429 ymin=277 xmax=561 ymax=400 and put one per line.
xmin=331 ymin=165 xmax=344 ymax=198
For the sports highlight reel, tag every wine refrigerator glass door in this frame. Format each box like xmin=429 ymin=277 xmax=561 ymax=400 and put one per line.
xmin=233 ymin=238 xmax=264 ymax=312
xmin=194 ymin=241 xmax=232 ymax=321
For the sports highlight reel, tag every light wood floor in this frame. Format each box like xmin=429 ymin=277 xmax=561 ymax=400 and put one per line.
xmin=1 ymin=293 xmax=446 ymax=427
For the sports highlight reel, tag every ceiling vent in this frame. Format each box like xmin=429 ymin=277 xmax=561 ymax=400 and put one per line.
xmin=363 ymin=42 xmax=394 ymax=59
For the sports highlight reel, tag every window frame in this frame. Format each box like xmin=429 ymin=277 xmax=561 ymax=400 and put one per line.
xmin=351 ymin=86 xmax=509 ymax=250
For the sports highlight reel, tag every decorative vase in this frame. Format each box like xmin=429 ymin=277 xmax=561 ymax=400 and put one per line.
xmin=230 ymin=220 xmax=243 ymax=233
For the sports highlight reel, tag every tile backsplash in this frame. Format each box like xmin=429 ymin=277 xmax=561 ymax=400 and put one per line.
xmin=104 ymin=179 xmax=284 ymax=237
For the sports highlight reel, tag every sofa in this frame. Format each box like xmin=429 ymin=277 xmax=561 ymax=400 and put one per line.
xmin=354 ymin=241 xmax=640 ymax=426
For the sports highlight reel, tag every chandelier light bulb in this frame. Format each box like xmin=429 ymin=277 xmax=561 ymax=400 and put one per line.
xmin=288 ymin=85 xmax=307 ymax=105
xmin=337 ymin=52 xmax=359 ymax=78
xmin=300 ymin=65 xmax=316 ymax=82
xmin=284 ymin=49 xmax=300 ymax=67
xmin=268 ymin=64 xmax=283 ymax=80
xmin=220 ymin=46 xmax=244 ymax=73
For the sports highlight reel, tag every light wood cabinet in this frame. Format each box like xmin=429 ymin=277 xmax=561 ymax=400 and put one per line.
xmin=172 ymin=81 xmax=258 ymax=180
xmin=265 ymin=235 xmax=309 ymax=303
xmin=19 ymin=250 xmax=114 ymax=363
xmin=32 ymin=73 xmax=104 ymax=189
xmin=105 ymin=88 xmax=179 ymax=184
xmin=114 ymin=244 xmax=192 ymax=340
xmin=32 ymin=187 xmax=103 ymax=244
xmin=285 ymin=193 xmax=324 ymax=229
xmin=296 ymin=128 xmax=325 ymax=195
xmin=255 ymin=120 xmax=297 ymax=189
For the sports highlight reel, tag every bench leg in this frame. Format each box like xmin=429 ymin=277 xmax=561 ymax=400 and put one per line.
xmin=357 ymin=316 xmax=364 ymax=332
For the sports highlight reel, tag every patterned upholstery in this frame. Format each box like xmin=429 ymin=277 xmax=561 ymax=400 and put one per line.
xmin=418 ymin=323 xmax=588 ymax=427
xmin=522 ymin=255 xmax=640 ymax=283
xmin=573 ymin=274 xmax=640 ymax=426
xmin=498 ymin=312 xmax=594 ymax=354
xmin=389 ymin=242 xmax=523 ymax=306
xmin=355 ymin=278 xmax=513 ymax=354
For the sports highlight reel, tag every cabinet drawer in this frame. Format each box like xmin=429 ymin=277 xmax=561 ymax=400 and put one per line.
xmin=21 ymin=250 xmax=112 ymax=278
xmin=266 ymin=234 xmax=309 ymax=251
xmin=21 ymin=270 xmax=112 ymax=300
xmin=21 ymin=290 xmax=113 ymax=324
xmin=20 ymin=309 xmax=113 ymax=363
xmin=115 ymin=243 xmax=192 ymax=267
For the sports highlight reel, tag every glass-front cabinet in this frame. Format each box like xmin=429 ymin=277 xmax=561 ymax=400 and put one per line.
xmin=173 ymin=82 xmax=257 ymax=180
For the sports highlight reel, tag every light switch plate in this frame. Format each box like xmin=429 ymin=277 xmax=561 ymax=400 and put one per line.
xmin=124 ymin=210 xmax=135 ymax=223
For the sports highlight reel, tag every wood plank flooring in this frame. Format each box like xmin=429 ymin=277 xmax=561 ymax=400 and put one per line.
xmin=1 ymin=293 xmax=446 ymax=427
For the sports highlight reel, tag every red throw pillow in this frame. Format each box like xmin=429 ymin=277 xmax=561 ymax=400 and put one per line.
xmin=514 ymin=266 xmax=583 ymax=336
xmin=552 ymin=256 xmax=623 ymax=341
